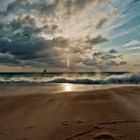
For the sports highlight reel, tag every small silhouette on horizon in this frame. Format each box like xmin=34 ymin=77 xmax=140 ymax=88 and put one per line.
xmin=42 ymin=68 xmax=47 ymax=76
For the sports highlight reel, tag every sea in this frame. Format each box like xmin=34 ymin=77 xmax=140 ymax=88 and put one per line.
xmin=0 ymin=72 xmax=139 ymax=95
xmin=0 ymin=72 xmax=139 ymax=84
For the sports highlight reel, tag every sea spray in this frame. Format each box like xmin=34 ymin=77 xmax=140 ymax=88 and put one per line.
xmin=0 ymin=72 xmax=139 ymax=84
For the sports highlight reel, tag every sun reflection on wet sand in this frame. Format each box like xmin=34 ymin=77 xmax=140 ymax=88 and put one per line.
xmin=63 ymin=83 xmax=73 ymax=92
xmin=61 ymin=83 xmax=119 ymax=93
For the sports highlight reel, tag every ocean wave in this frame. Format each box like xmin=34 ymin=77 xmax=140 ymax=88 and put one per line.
xmin=0 ymin=73 xmax=140 ymax=84
xmin=48 ymin=73 xmax=140 ymax=84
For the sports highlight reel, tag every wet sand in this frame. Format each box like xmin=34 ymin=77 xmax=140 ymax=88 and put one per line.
xmin=0 ymin=86 xmax=140 ymax=140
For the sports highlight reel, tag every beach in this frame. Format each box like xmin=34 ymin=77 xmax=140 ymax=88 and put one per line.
xmin=0 ymin=86 xmax=140 ymax=140
xmin=0 ymin=0 xmax=140 ymax=139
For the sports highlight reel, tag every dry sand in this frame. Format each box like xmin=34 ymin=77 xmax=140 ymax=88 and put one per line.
xmin=0 ymin=86 xmax=140 ymax=140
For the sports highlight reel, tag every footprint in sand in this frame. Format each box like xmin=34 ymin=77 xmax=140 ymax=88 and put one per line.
xmin=24 ymin=124 xmax=34 ymax=129
xmin=61 ymin=120 xmax=69 ymax=125
xmin=76 ymin=120 xmax=83 ymax=124
xmin=16 ymin=137 xmax=27 ymax=140
xmin=0 ymin=130 xmax=7 ymax=135
xmin=94 ymin=132 xmax=117 ymax=140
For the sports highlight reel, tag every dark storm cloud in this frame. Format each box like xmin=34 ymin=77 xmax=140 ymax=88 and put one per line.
xmin=0 ymin=0 xmax=116 ymax=71
xmin=0 ymin=0 xmax=59 ymax=17
xmin=0 ymin=38 xmax=45 ymax=60
xmin=96 ymin=18 xmax=108 ymax=29
xmin=0 ymin=0 xmax=106 ymax=18
xmin=0 ymin=15 xmax=59 ymax=42
xmin=0 ymin=18 xmax=37 ymax=40
xmin=0 ymin=35 xmax=69 ymax=68
xmin=0 ymin=53 xmax=20 ymax=66
xmin=19 ymin=15 xmax=36 ymax=27
xmin=0 ymin=0 xmax=29 ymax=16
xmin=0 ymin=23 xmax=4 ymax=29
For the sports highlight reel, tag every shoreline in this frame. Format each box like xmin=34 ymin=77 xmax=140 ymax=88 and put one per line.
xmin=0 ymin=83 xmax=140 ymax=96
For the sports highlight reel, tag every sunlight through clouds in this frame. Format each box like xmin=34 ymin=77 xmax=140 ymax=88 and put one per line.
xmin=0 ymin=0 xmax=139 ymax=72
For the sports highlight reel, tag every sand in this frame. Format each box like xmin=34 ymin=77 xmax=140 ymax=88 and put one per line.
xmin=0 ymin=86 xmax=140 ymax=140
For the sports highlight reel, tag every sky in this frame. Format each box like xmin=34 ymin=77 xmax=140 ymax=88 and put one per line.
xmin=0 ymin=0 xmax=140 ymax=72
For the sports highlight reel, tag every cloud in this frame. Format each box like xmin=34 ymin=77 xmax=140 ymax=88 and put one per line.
xmin=105 ymin=60 xmax=119 ymax=67
xmin=72 ymin=0 xmax=94 ymax=11
xmin=0 ymin=53 xmax=20 ymax=66
xmin=93 ymin=51 xmax=102 ymax=56
xmin=0 ymin=0 xmax=108 ymax=21
xmin=77 ymin=46 xmax=126 ymax=70
xmin=0 ymin=0 xmax=126 ymax=71
xmin=101 ymin=54 xmax=119 ymax=60
xmin=109 ymin=49 xmax=118 ymax=54
xmin=0 ymin=0 xmax=60 ymax=19
xmin=120 ymin=61 xmax=127 ymax=65
xmin=83 ymin=58 xmax=97 ymax=66
xmin=96 ymin=18 xmax=108 ymax=29
xmin=86 ymin=35 xmax=108 ymax=45
xmin=123 ymin=40 xmax=140 ymax=48
xmin=0 ymin=36 xmax=69 ymax=68
xmin=134 ymin=64 xmax=140 ymax=66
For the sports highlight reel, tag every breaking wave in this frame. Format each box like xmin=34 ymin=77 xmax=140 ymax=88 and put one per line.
xmin=0 ymin=73 xmax=140 ymax=84
xmin=48 ymin=73 xmax=140 ymax=84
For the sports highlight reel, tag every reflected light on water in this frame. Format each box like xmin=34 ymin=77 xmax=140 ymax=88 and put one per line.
xmin=61 ymin=83 xmax=118 ymax=93
xmin=63 ymin=83 xmax=73 ymax=92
